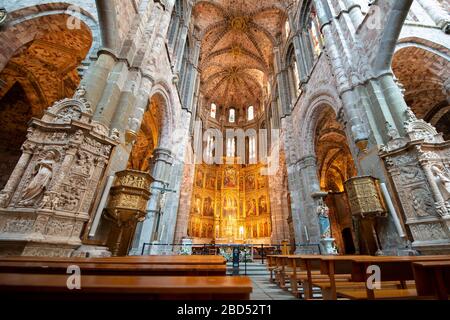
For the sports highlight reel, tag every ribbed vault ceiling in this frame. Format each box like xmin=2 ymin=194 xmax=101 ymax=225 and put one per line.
xmin=193 ymin=0 xmax=287 ymax=110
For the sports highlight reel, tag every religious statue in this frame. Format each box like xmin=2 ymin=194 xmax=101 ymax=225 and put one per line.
xmin=202 ymin=197 xmax=214 ymax=217
xmin=207 ymin=175 xmax=216 ymax=190
xmin=193 ymin=196 xmax=202 ymax=215
xmin=19 ymin=151 xmax=58 ymax=207
xmin=224 ymin=167 xmax=236 ymax=188
xmin=431 ymin=165 xmax=450 ymax=201
xmin=195 ymin=170 xmax=204 ymax=188
xmin=246 ymin=199 xmax=257 ymax=216
xmin=258 ymin=196 xmax=268 ymax=215
xmin=317 ymin=199 xmax=331 ymax=239
xmin=245 ymin=175 xmax=255 ymax=190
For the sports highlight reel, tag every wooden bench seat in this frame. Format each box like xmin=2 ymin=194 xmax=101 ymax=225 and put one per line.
xmin=413 ymin=261 xmax=450 ymax=300
xmin=0 ymin=261 xmax=226 ymax=276
xmin=315 ymin=281 xmax=416 ymax=300
xmin=0 ymin=255 xmax=226 ymax=265
xmin=335 ymin=288 xmax=419 ymax=300
xmin=0 ymin=273 xmax=252 ymax=300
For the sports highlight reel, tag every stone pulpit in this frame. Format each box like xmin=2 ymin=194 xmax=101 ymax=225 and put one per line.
xmin=105 ymin=170 xmax=153 ymax=256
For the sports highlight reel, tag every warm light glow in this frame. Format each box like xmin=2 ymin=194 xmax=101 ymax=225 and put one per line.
xmin=285 ymin=19 xmax=290 ymax=39
xmin=229 ymin=108 xmax=236 ymax=123
xmin=210 ymin=103 xmax=217 ymax=118
xmin=248 ymin=106 xmax=254 ymax=121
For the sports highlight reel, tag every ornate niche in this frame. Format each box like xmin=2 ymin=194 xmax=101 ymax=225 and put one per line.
xmin=104 ymin=170 xmax=153 ymax=256
xmin=379 ymin=108 xmax=450 ymax=254
xmin=0 ymin=87 xmax=118 ymax=257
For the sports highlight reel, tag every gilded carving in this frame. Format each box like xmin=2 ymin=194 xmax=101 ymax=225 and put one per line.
xmin=188 ymin=160 xmax=271 ymax=242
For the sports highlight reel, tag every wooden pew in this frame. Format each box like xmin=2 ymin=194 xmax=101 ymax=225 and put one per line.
xmin=412 ymin=261 xmax=450 ymax=300
xmin=347 ymin=255 xmax=450 ymax=300
xmin=316 ymin=255 xmax=450 ymax=300
xmin=0 ymin=273 xmax=253 ymax=300
xmin=266 ymin=255 xmax=277 ymax=283
xmin=286 ymin=255 xmax=352 ymax=299
xmin=271 ymin=255 xmax=296 ymax=289
xmin=266 ymin=255 xmax=286 ymax=286
xmin=0 ymin=261 xmax=227 ymax=276
xmin=0 ymin=255 xmax=226 ymax=265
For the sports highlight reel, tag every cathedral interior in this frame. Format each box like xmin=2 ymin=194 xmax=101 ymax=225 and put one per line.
xmin=0 ymin=0 xmax=449 ymax=303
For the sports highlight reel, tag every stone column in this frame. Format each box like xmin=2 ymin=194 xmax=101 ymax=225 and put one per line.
xmin=183 ymin=38 xmax=201 ymax=111
xmin=81 ymin=52 xmax=116 ymax=111
xmin=342 ymin=0 xmax=365 ymax=28
xmin=93 ymin=61 xmax=130 ymax=127
xmin=292 ymin=33 xmax=308 ymax=84
xmin=300 ymin=30 xmax=315 ymax=72
xmin=313 ymin=0 xmax=369 ymax=147
xmin=416 ymin=0 xmax=450 ymax=32
xmin=378 ymin=74 xmax=410 ymax=138
xmin=131 ymin=148 xmax=174 ymax=255
xmin=274 ymin=45 xmax=291 ymax=116
xmin=104 ymin=70 xmax=143 ymax=175
xmin=174 ymin=22 xmax=189 ymax=73
xmin=296 ymin=156 xmax=322 ymax=246
xmin=285 ymin=153 xmax=323 ymax=253
xmin=0 ymin=142 xmax=34 ymax=207
xmin=110 ymin=70 xmax=141 ymax=134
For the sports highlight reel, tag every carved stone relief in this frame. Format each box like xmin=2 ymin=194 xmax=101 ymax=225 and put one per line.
xmin=380 ymin=118 xmax=450 ymax=253
xmin=0 ymin=88 xmax=117 ymax=257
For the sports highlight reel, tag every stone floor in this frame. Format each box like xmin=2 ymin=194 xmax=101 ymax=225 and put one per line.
xmin=250 ymin=276 xmax=299 ymax=300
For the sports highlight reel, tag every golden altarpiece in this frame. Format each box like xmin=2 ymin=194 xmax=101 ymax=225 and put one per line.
xmin=188 ymin=158 xmax=272 ymax=244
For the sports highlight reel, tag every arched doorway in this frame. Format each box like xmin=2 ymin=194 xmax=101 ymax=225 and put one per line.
xmin=0 ymin=14 xmax=92 ymax=189
xmin=393 ymin=45 xmax=450 ymax=139
xmin=314 ymin=106 xmax=358 ymax=254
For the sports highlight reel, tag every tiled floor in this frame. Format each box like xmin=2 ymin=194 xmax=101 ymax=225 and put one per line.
xmin=250 ymin=276 xmax=299 ymax=300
